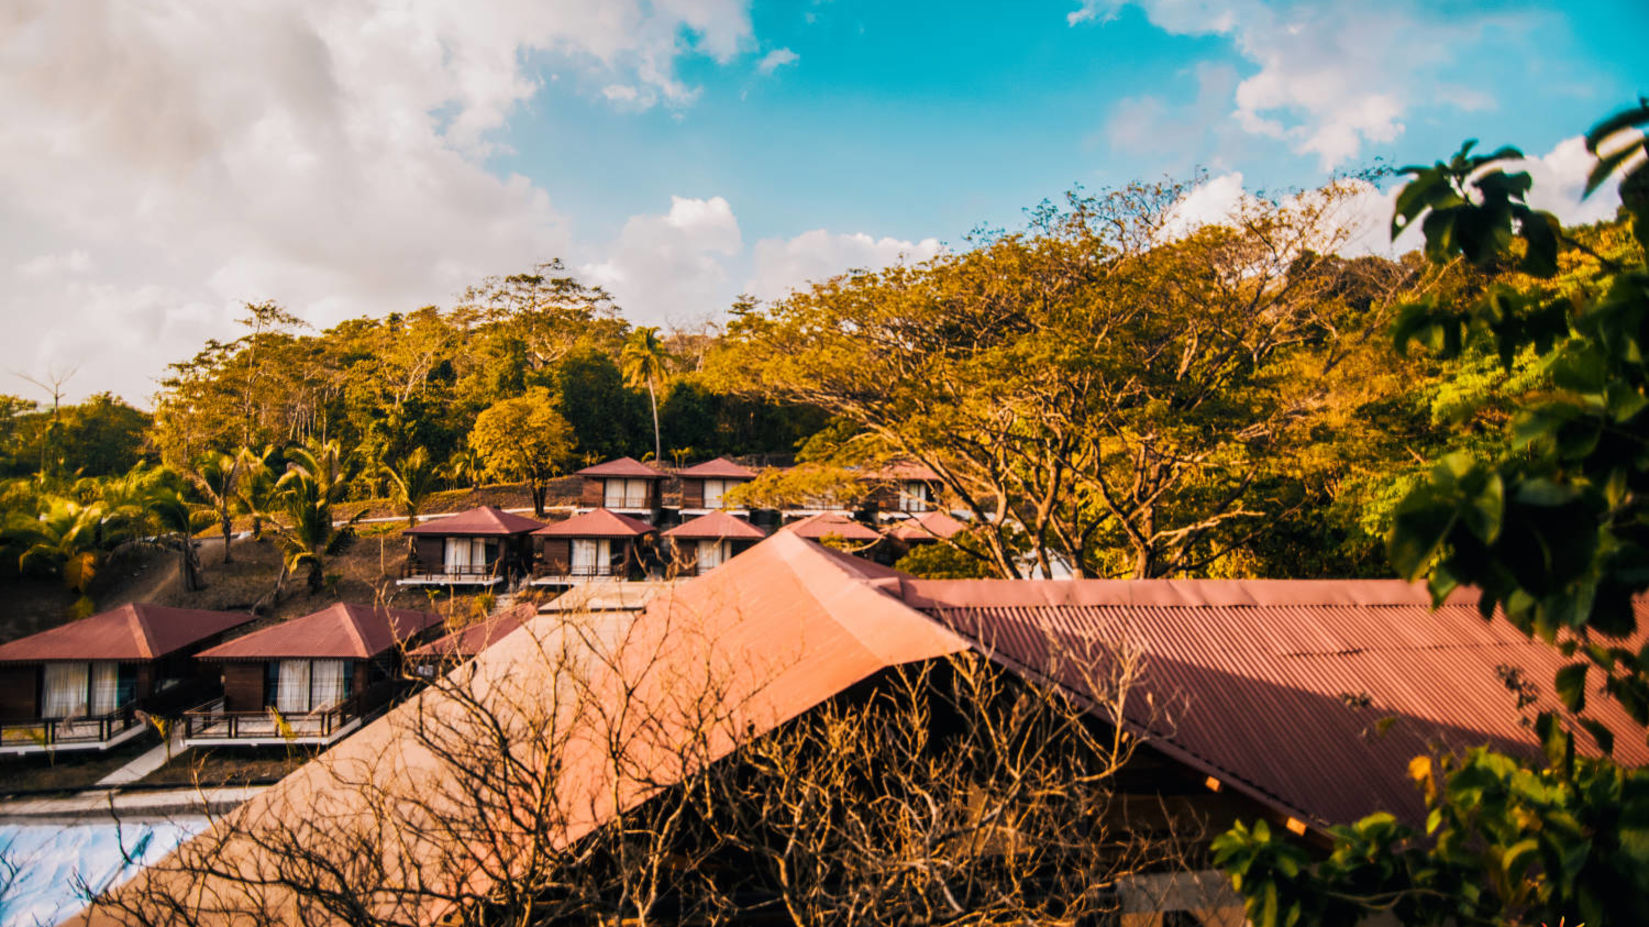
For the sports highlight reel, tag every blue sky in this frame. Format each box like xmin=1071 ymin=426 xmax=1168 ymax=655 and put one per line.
xmin=0 ymin=0 xmax=1645 ymax=404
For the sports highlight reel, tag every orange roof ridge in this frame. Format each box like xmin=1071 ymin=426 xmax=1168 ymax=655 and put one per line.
xmin=337 ymin=604 xmax=373 ymax=658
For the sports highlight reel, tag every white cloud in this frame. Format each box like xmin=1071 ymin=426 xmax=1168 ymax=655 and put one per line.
xmin=1078 ymin=0 xmax=1536 ymax=169
xmin=757 ymin=47 xmax=799 ymax=74
xmin=747 ymin=230 xmax=942 ymax=302
xmin=0 ymin=0 xmax=756 ymax=404
xmin=582 ymin=196 xmax=744 ymax=325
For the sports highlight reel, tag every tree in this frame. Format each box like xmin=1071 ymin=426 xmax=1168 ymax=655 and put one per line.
xmin=1216 ymin=102 xmax=1649 ymax=927
xmin=555 ymin=347 xmax=646 ymax=459
xmin=148 ymin=486 xmax=205 ymax=593
xmin=468 ymin=388 xmax=576 ymax=516
xmin=234 ymin=445 xmax=278 ymax=541
xmin=268 ymin=440 xmax=361 ymax=598
xmin=621 ymin=327 xmax=671 ymax=463
xmin=6 ymin=497 xmax=107 ymax=604
xmin=382 ymin=447 xmax=439 ymax=529
xmin=187 ymin=452 xmax=242 ymax=563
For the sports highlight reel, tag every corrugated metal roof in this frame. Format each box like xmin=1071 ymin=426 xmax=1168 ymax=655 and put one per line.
xmin=403 ymin=505 xmax=546 ymax=536
xmin=779 ymin=512 xmax=882 ymax=542
xmin=661 ymin=510 xmax=767 ymax=540
xmin=409 ymin=605 xmax=531 ymax=659
xmin=575 ymin=456 xmax=665 ymax=478
xmin=860 ymin=462 xmax=941 ymax=481
xmin=197 ymin=603 xmax=444 ymax=661
xmin=676 ymin=457 xmax=758 ymax=479
xmin=913 ymin=579 xmax=1649 ymax=828
xmin=885 ymin=511 xmax=968 ymax=541
xmin=533 ymin=508 xmax=655 ymax=538
xmin=0 ymin=604 xmax=255 ymax=663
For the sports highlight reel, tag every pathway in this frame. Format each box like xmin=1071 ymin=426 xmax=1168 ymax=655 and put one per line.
xmin=96 ymin=729 xmax=184 ymax=787
xmin=0 ymin=785 xmax=266 ymax=824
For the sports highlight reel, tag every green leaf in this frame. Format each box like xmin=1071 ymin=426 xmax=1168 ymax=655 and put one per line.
xmin=1556 ymin=662 xmax=1589 ymax=713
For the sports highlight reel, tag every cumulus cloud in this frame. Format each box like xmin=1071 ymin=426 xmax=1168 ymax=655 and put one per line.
xmin=747 ymin=230 xmax=943 ymax=302
xmin=1077 ymin=0 xmax=1536 ymax=169
xmin=0 ymin=0 xmax=754 ymax=403
xmin=756 ymin=47 xmax=799 ymax=74
xmin=582 ymin=196 xmax=744 ymax=325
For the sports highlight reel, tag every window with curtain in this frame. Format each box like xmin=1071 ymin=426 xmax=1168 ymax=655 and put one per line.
xmin=696 ymin=540 xmax=726 ymax=572
xmin=606 ymin=478 xmax=648 ymax=508
xmin=309 ymin=660 xmax=347 ymax=709
xmin=445 ymin=536 xmax=472 ymax=574
xmin=703 ymin=479 xmax=726 ymax=509
xmin=89 ymin=662 xmax=121 ymax=715
xmin=275 ymin=660 xmax=312 ymax=714
xmin=899 ymin=481 xmax=931 ymax=512
xmin=42 ymin=662 xmax=89 ymax=718
xmin=572 ymin=538 xmax=611 ymax=575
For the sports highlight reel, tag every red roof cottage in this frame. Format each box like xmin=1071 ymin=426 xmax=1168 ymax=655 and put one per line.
xmin=407 ymin=605 xmax=531 ymax=677
xmin=531 ymin=509 xmax=656 ymax=586
xmin=676 ymin=457 xmax=759 ymax=513
xmin=185 ymin=603 xmax=445 ymax=747
xmin=860 ymin=462 xmax=943 ymax=516
xmin=660 ymin=510 xmax=766 ymax=576
xmin=576 ymin=457 xmax=665 ymax=516
xmin=0 ymin=604 xmax=255 ymax=754
xmin=399 ymin=506 xmax=545 ymax=586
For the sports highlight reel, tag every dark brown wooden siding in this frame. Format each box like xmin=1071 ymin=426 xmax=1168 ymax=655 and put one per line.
xmin=580 ymin=479 xmax=604 ymax=507
xmin=867 ymin=485 xmax=899 ymax=512
xmin=0 ymin=665 xmax=37 ymax=720
xmin=413 ymin=536 xmax=443 ymax=568
xmin=222 ymin=663 xmax=265 ymax=712
xmin=682 ymin=479 xmax=704 ymax=509
xmin=539 ymin=537 xmax=572 ymax=573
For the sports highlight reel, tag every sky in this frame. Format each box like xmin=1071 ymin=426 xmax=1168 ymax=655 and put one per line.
xmin=1 ymin=0 xmax=1645 ymax=406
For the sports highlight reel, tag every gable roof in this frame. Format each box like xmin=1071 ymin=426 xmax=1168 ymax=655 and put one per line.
xmin=575 ymin=456 xmax=665 ymax=479
xmin=403 ymin=505 xmax=546 ymax=536
xmin=0 ymin=604 xmax=255 ymax=664
xmin=779 ymin=512 xmax=882 ymax=542
xmin=91 ymin=533 xmax=966 ymax=924
xmin=409 ymin=605 xmax=531 ymax=661
xmin=886 ymin=511 xmax=969 ymax=542
xmin=534 ymin=508 xmax=655 ymax=539
xmin=662 ymin=510 xmax=767 ymax=541
xmin=676 ymin=457 xmax=758 ymax=479
xmin=908 ymin=578 xmax=1649 ymax=828
xmin=860 ymin=462 xmax=941 ymax=482
xmin=196 ymin=604 xmax=445 ymax=662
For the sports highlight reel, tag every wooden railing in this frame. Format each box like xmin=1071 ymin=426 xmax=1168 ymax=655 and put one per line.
xmin=0 ymin=707 xmax=140 ymax=749
xmin=399 ymin=561 xmax=504 ymax=580
xmin=529 ymin=564 xmax=616 ymax=583
xmin=181 ymin=681 xmax=397 ymax=742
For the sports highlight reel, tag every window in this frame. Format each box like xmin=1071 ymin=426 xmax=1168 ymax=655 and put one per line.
xmin=604 ymin=478 xmax=650 ymax=508
xmin=702 ymin=479 xmax=726 ymax=509
xmin=271 ymin=659 xmax=354 ymax=714
xmin=696 ymin=540 xmax=727 ymax=572
xmin=444 ymin=537 xmax=488 ymax=575
xmin=42 ymin=662 xmax=89 ymax=718
xmin=571 ymin=538 xmax=612 ymax=576
xmin=898 ymin=481 xmax=932 ymax=512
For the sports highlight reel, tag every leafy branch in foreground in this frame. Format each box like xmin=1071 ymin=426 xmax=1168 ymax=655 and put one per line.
xmin=1217 ymin=101 xmax=1649 ymax=927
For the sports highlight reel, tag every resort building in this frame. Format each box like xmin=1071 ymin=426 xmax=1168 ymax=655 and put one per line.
xmin=660 ymin=510 xmax=766 ymax=576
xmin=399 ymin=506 xmax=545 ymax=587
xmin=675 ymin=457 xmax=759 ymax=515
xmin=531 ymin=508 xmax=656 ymax=586
xmin=576 ymin=457 xmax=665 ymax=519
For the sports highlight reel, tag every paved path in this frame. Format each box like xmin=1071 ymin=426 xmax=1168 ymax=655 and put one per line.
xmin=96 ymin=730 xmax=184 ymax=786
xmin=0 ymin=785 xmax=267 ymax=824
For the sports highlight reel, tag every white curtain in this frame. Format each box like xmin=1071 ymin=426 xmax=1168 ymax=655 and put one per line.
xmin=612 ymin=479 xmax=647 ymax=508
xmin=309 ymin=660 xmax=346 ymax=710
xmin=42 ymin=663 xmax=89 ymax=718
xmin=703 ymin=479 xmax=725 ymax=509
xmin=603 ymin=480 xmax=623 ymax=507
xmin=472 ymin=538 xmax=488 ymax=572
xmin=276 ymin=660 xmax=312 ymax=714
xmin=696 ymin=540 xmax=726 ymax=572
xmin=445 ymin=537 xmax=472 ymax=573
xmin=89 ymin=662 xmax=121 ymax=715
xmin=572 ymin=539 xmax=598 ymax=574
xmin=900 ymin=481 xmax=931 ymax=512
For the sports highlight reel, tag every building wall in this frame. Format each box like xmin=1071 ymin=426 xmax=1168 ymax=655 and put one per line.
xmin=0 ymin=665 xmax=37 ymax=721
xmin=222 ymin=662 xmax=265 ymax=713
xmin=413 ymin=536 xmax=443 ymax=569
xmin=539 ymin=537 xmax=572 ymax=573
xmin=580 ymin=479 xmax=604 ymax=507
xmin=682 ymin=479 xmax=704 ymax=509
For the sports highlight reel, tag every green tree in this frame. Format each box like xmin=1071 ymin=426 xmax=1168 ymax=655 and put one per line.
xmin=187 ymin=452 xmax=242 ymax=563
xmin=1216 ymin=102 xmax=1649 ymax=927
xmin=556 ymin=347 xmax=646 ymax=459
xmin=621 ymin=326 xmax=671 ymax=463
xmin=234 ymin=445 xmax=279 ymax=541
xmin=148 ymin=485 xmax=206 ymax=593
xmin=6 ymin=497 xmax=109 ymax=613
xmin=382 ymin=447 xmax=439 ymax=529
xmin=468 ymin=388 xmax=576 ymax=516
xmin=268 ymin=440 xmax=360 ymax=598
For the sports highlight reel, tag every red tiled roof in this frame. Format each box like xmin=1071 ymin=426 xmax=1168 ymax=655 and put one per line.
xmin=575 ymin=456 xmax=665 ymax=479
xmin=0 ymin=604 xmax=255 ymax=663
xmin=196 ymin=604 xmax=445 ymax=661
xmin=403 ymin=505 xmax=546 ymax=536
xmin=676 ymin=457 xmax=758 ymax=479
xmin=860 ymin=462 xmax=941 ymax=482
xmin=409 ymin=605 xmax=530 ymax=660
xmin=910 ymin=578 xmax=1649 ymax=828
xmin=779 ymin=513 xmax=882 ymax=542
xmin=886 ymin=511 xmax=969 ymax=542
xmin=662 ymin=510 xmax=766 ymax=541
xmin=533 ymin=508 xmax=655 ymax=538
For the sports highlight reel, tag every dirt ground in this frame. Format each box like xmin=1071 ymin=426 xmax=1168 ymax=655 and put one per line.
xmin=0 ymin=731 xmax=161 ymax=794
xmin=142 ymin=745 xmax=316 ymax=788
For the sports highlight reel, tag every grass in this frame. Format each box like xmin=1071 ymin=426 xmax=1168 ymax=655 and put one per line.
xmin=0 ymin=731 xmax=160 ymax=795
xmin=142 ymin=745 xmax=316 ymax=788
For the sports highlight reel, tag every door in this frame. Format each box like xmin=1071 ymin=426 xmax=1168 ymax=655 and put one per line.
xmin=445 ymin=537 xmax=473 ymax=575
xmin=696 ymin=540 xmax=726 ymax=572
xmin=702 ymin=479 xmax=725 ymax=509
xmin=42 ymin=663 xmax=89 ymax=718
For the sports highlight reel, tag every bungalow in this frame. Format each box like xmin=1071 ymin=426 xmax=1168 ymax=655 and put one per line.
xmin=0 ymin=604 xmax=255 ymax=755
xmin=779 ymin=512 xmax=883 ymax=554
xmin=399 ymin=505 xmax=545 ymax=586
xmin=407 ymin=605 xmax=531 ymax=677
xmin=660 ymin=510 xmax=767 ymax=576
xmin=532 ymin=508 xmax=656 ymax=586
xmin=885 ymin=510 xmax=969 ymax=547
xmin=676 ymin=457 xmax=759 ymax=514
xmin=184 ymin=603 xmax=445 ymax=747
xmin=576 ymin=457 xmax=665 ymax=517
xmin=860 ymin=462 xmax=943 ymax=516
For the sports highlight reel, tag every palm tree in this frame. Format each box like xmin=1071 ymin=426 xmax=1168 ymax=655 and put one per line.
xmin=148 ymin=487 xmax=205 ymax=593
xmin=235 ymin=445 xmax=278 ymax=540
xmin=8 ymin=497 xmax=106 ymax=595
xmin=188 ymin=452 xmax=242 ymax=563
xmin=267 ymin=440 xmax=361 ymax=598
xmin=620 ymin=326 xmax=671 ymax=462
xmin=383 ymin=447 xmax=439 ymax=529
xmin=443 ymin=447 xmax=483 ymax=490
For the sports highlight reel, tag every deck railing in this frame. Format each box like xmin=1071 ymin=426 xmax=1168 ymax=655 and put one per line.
xmin=399 ymin=561 xmax=504 ymax=581
xmin=529 ymin=564 xmax=618 ymax=583
xmin=0 ymin=707 xmax=140 ymax=749
xmin=181 ymin=681 xmax=397 ymax=742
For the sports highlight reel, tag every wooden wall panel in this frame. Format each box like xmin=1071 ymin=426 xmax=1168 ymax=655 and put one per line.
xmin=0 ymin=665 xmax=38 ymax=720
xmin=221 ymin=663 xmax=264 ymax=712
